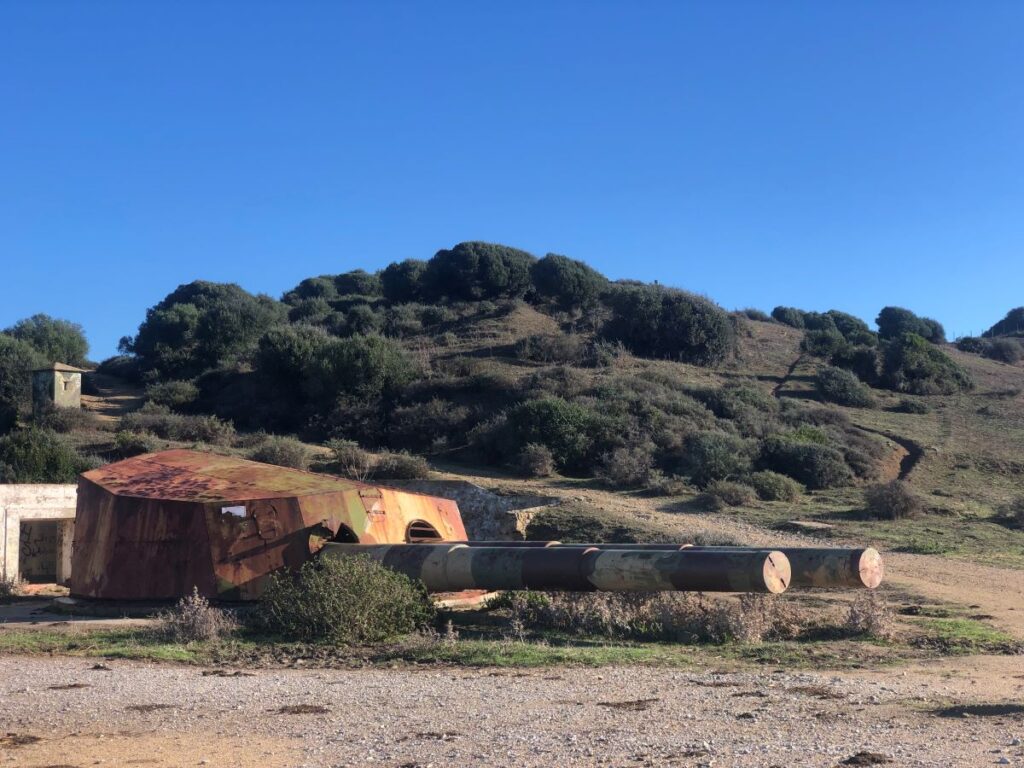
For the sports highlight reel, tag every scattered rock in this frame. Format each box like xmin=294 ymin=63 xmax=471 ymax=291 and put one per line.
xmin=840 ymin=752 xmax=892 ymax=766
xmin=273 ymin=704 xmax=329 ymax=715
xmin=597 ymin=698 xmax=660 ymax=712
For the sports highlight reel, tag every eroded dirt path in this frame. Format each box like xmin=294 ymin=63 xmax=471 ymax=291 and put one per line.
xmin=1 ymin=656 xmax=1022 ymax=767
xmin=80 ymin=372 xmax=144 ymax=423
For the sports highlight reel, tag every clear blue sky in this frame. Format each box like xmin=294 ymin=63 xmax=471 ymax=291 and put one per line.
xmin=2 ymin=2 xmax=1022 ymax=359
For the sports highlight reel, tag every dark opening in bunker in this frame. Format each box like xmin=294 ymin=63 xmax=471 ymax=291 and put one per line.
xmin=19 ymin=520 xmax=58 ymax=583
xmin=332 ymin=524 xmax=359 ymax=543
xmin=406 ymin=520 xmax=442 ymax=543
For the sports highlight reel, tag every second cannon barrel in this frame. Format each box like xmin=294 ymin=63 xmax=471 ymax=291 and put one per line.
xmin=318 ymin=543 xmax=791 ymax=594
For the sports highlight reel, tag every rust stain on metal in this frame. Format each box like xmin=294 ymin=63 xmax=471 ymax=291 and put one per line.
xmin=70 ymin=449 xmax=466 ymax=601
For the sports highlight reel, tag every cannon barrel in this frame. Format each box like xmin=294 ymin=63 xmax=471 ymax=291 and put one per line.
xmin=319 ymin=543 xmax=791 ymax=594
xmin=458 ymin=543 xmax=882 ymax=589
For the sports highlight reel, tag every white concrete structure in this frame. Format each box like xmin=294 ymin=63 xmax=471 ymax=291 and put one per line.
xmin=0 ymin=485 xmax=76 ymax=585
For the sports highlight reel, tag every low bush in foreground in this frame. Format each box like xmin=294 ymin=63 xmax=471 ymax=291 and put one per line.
xmin=253 ymin=556 xmax=435 ymax=644
xmin=863 ymin=480 xmax=923 ymax=520
xmin=157 ymin=587 xmax=237 ymax=643
xmin=845 ymin=592 xmax=894 ymax=639
xmin=749 ymin=470 xmax=802 ymax=502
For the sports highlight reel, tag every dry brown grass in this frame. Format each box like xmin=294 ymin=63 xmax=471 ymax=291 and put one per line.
xmin=157 ymin=588 xmax=238 ymax=643
xmin=844 ymin=592 xmax=895 ymax=639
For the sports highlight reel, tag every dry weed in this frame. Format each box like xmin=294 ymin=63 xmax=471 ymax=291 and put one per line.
xmin=157 ymin=587 xmax=238 ymax=643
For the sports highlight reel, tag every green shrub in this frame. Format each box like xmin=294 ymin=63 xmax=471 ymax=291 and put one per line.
xmin=876 ymin=306 xmax=945 ymax=343
xmin=334 ymin=269 xmax=382 ymax=297
xmin=120 ymin=403 xmax=236 ymax=445
xmin=801 ymin=312 xmax=838 ymax=333
xmin=0 ymin=428 xmax=96 ymax=483
xmin=815 ymin=366 xmax=875 ymax=408
xmin=602 ymin=285 xmax=736 ymax=365
xmin=423 ymin=242 xmax=536 ymax=301
xmin=703 ymin=479 xmax=756 ymax=508
xmin=740 ymin=308 xmax=772 ymax=322
xmin=249 ymin=435 xmax=310 ymax=469
xmin=829 ymin=345 xmax=880 ymax=385
xmin=759 ymin=437 xmax=852 ymax=489
xmin=880 ymin=333 xmax=972 ymax=395
xmin=996 ymin=497 xmax=1024 ymax=529
xmin=418 ymin=305 xmax=456 ymax=326
xmin=125 ymin=281 xmax=287 ymax=379
xmin=95 ymin=354 xmax=141 ymax=381
xmin=513 ymin=334 xmax=586 ymax=364
xmin=678 ymin=431 xmax=752 ymax=487
xmin=597 ymin=444 xmax=658 ymax=488
xmin=801 ymin=329 xmax=846 ymax=357
xmin=984 ymin=307 xmax=1024 ymax=338
xmin=253 ymin=555 xmax=435 ymax=644
xmin=282 ymin=275 xmax=340 ymax=305
xmin=344 ymin=304 xmax=385 ymax=336
xmin=302 ymin=334 xmax=417 ymax=403
xmin=113 ymin=430 xmax=158 ymax=458
xmin=33 ymin=405 xmax=98 ymax=433
xmin=373 ymin=451 xmax=430 ymax=479
xmin=4 ymin=313 xmax=89 ymax=367
xmin=499 ymin=397 xmax=608 ymax=472
xmin=985 ymin=338 xmax=1024 ymax=364
xmin=863 ymin=480 xmax=923 ymax=520
xmin=380 ymin=259 xmax=427 ymax=303
xmin=388 ymin=398 xmax=471 ymax=451
xmin=327 ymin=439 xmax=375 ymax=480
xmin=749 ymin=470 xmax=803 ymax=501
xmin=516 ymin=443 xmax=555 ymax=477
xmin=955 ymin=336 xmax=986 ymax=353
xmin=825 ymin=310 xmax=875 ymax=343
xmin=771 ymin=306 xmax=806 ymax=328
xmin=894 ymin=398 xmax=930 ymax=414
xmin=530 ymin=254 xmax=607 ymax=309
xmin=0 ymin=335 xmax=44 ymax=433
xmin=145 ymin=380 xmax=199 ymax=410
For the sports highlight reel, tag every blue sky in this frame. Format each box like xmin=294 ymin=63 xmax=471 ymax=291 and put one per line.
xmin=2 ymin=2 xmax=1022 ymax=359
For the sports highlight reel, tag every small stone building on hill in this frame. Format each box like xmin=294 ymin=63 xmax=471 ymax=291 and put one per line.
xmin=32 ymin=362 xmax=87 ymax=413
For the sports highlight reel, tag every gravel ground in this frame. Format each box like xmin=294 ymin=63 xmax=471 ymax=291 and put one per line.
xmin=2 ymin=657 xmax=1023 ymax=767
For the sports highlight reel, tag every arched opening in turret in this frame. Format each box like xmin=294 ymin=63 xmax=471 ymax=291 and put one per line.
xmin=406 ymin=520 xmax=442 ymax=543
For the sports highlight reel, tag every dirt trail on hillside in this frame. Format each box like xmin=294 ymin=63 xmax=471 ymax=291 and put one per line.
xmin=81 ymin=372 xmax=144 ymax=423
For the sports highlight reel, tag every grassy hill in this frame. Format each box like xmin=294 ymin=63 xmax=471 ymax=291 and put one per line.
xmin=2 ymin=243 xmax=1023 ymax=572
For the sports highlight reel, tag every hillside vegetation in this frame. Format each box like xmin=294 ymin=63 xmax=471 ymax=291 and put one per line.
xmin=2 ymin=242 xmax=1023 ymax=567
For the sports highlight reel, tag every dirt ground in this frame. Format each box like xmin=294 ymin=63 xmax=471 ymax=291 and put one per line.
xmin=1 ymin=655 xmax=1023 ymax=768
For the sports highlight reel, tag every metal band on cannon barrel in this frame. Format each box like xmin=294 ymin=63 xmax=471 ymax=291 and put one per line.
xmin=318 ymin=543 xmax=790 ymax=594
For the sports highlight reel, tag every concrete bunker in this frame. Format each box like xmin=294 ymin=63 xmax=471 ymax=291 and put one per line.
xmin=0 ymin=485 xmax=77 ymax=586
